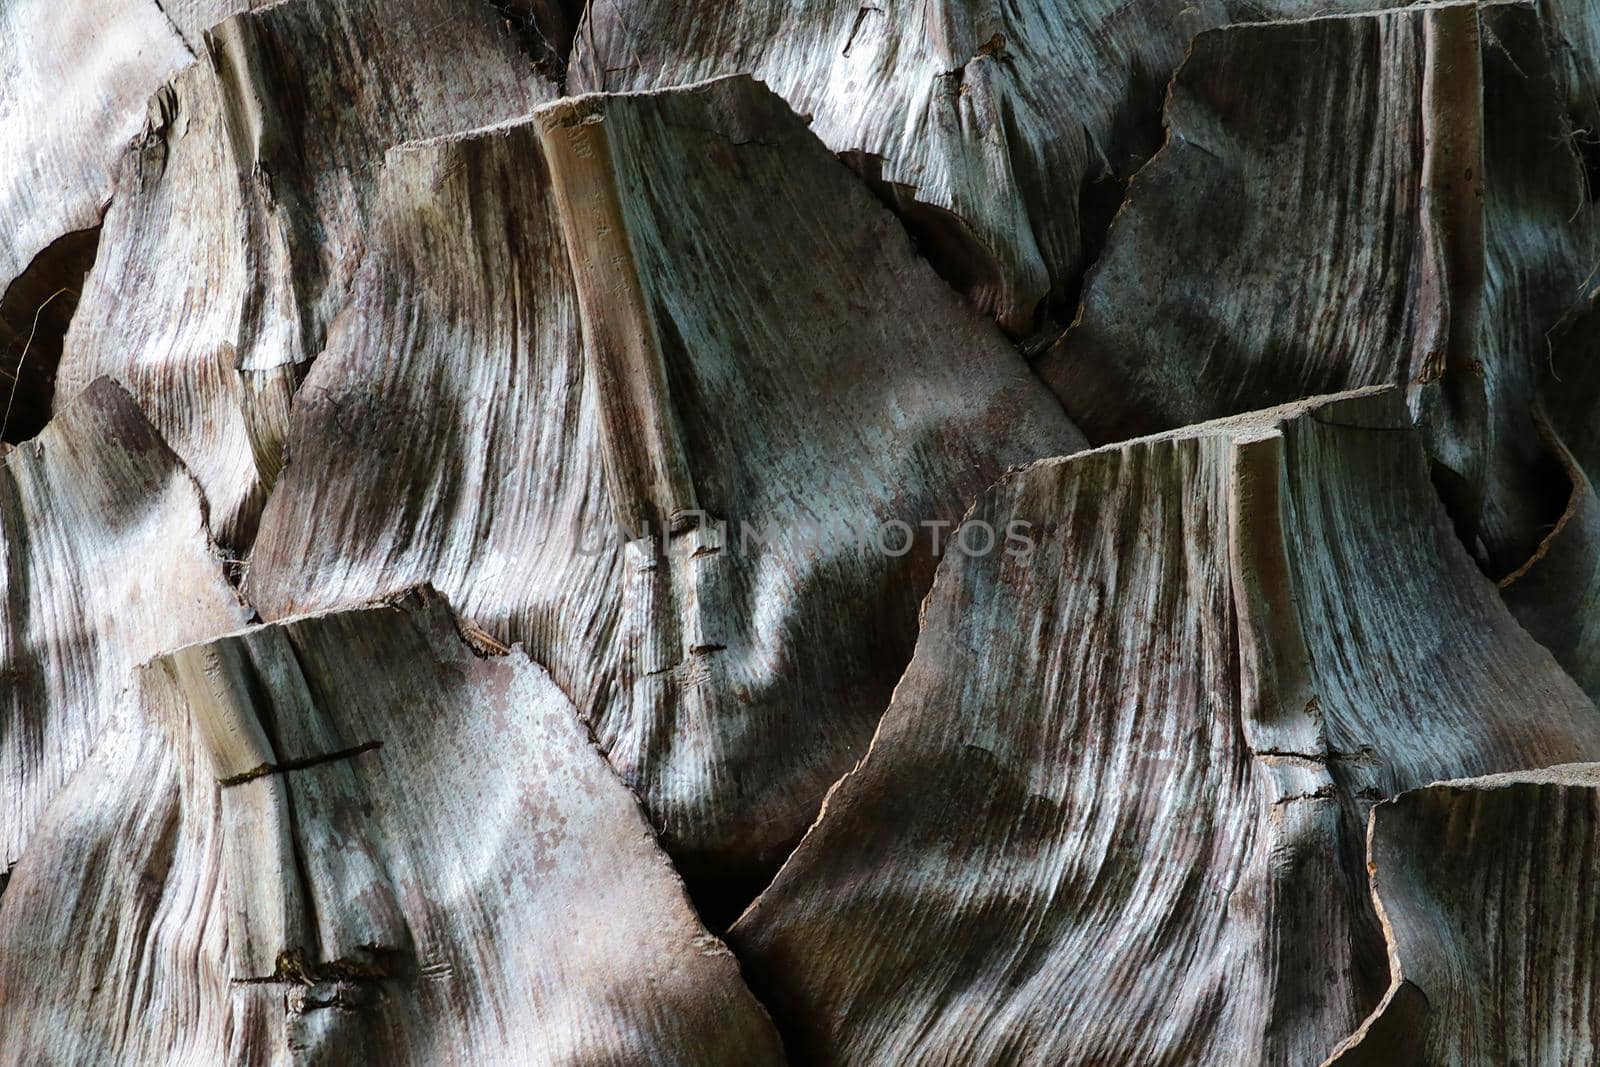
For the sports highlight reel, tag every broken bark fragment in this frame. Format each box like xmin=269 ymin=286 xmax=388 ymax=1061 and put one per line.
xmin=1327 ymin=764 xmax=1600 ymax=1065
xmin=246 ymin=74 xmax=1085 ymax=917
xmin=0 ymin=378 xmax=249 ymax=874
xmin=0 ymin=0 xmax=191 ymax=287
xmin=1039 ymin=2 xmax=1591 ymax=575
xmin=730 ymin=388 xmax=1600 ymax=1064
xmin=54 ymin=0 xmax=557 ymax=547
xmin=0 ymin=588 xmax=785 ymax=1064
xmin=568 ymin=0 xmax=1411 ymax=333
xmin=0 ymin=0 xmax=195 ymax=436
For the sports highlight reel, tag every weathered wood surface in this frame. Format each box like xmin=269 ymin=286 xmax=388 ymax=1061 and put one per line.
xmin=1043 ymin=2 xmax=1593 ymax=585
xmin=0 ymin=379 xmax=248 ymax=875
xmin=246 ymin=75 xmax=1084 ymax=914
xmin=568 ymin=0 xmax=1413 ymax=334
xmin=731 ymin=388 xmax=1600 ymax=1064
xmin=1038 ymin=2 xmax=1592 ymax=575
xmin=0 ymin=0 xmax=189 ymax=439
xmin=1327 ymin=764 xmax=1600 ymax=1065
xmin=4 ymin=0 xmax=1600 ymax=1062
xmin=0 ymin=588 xmax=785 ymax=1064
xmin=1037 ymin=13 xmax=1430 ymax=439
xmin=52 ymin=0 xmax=556 ymax=547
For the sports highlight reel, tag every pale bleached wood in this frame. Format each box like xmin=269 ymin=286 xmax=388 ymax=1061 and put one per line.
xmin=0 ymin=0 xmax=196 ymax=438
xmin=0 ymin=0 xmax=190 ymax=292
xmin=246 ymin=75 xmax=1085 ymax=916
xmin=53 ymin=0 xmax=557 ymax=547
xmin=0 ymin=378 xmax=249 ymax=875
xmin=0 ymin=587 xmax=785 ymax=1064
xmin=567 ymin=0 xmax=1411 ymax=334
xmin=1326 ymin=764 xmax=1600 ymax=1065
xmin=730 ymin=388 xmax=1600 ymax=1065
xmin=1038 ymin=3 xmax=1591 ymax=576
xmin=0 ymin=685 xmax=232 ymax=1065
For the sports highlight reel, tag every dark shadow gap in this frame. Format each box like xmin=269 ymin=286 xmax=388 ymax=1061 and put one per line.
xmin=0 ymin=226 xmax=101 ymax=444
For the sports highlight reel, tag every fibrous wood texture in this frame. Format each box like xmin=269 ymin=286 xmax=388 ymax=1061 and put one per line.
xmin=7 ymin=0 xmax=1600 ymax=1062
xmin=0 ymin=378 xmax=247 ymax=873
xmin=246 ymin=74 xmax=1084 ymax=910
xmin=1501 ymin=290 xmax=1600 ymax=700
xmin=731 ymin=389 xmax=1600 ymax=1064
xmin=0 ymin=0 xmax=191 ymax=440
xmin=568 ymin=0 xmax=1414 ymax=333
xmin=52 ymin=0 xmax=556 ymax=546
xmin=0 ymin=588 xmax=784 ymax=1064
xmin=1038 ymin=1 xmax=1592 ymax=573
xmin=1329 ymin=764 xmax=1600 ymax=1065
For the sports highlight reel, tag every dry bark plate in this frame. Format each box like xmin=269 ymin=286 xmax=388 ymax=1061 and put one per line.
xmin=1038 ymin=1 xmax=1593 ymax=577
xmin=0 ymin=379 xmax=248 ymax=875
xmin=247 ymin=75 xmax=1085 ymax=913
xmin=731 ymin=388 xmax=1600 ymax=1065
xmin=0 ymin=588 xmax=784 ymax=1065
xmin=53 ymin=0 xmax=556 ymax=548
xmin=1329 ymin=764 xmax=1600 ymax=1065
xmin=568 ymin=0 xmax=1415 ymax=332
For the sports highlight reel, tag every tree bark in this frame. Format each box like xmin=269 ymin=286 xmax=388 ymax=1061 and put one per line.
xmin=4 ymin=1 xmax=1600 ymax=1064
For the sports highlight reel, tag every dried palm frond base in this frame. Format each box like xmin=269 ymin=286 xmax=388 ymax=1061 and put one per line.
xmin=2 ymin=0 xmax=1599 ymax=1064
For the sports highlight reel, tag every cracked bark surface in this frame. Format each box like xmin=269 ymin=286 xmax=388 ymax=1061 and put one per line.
xmin=730 ymin=389 xmax=1600 ymax=1065
xmin=246 ymin=75 xmax=1084 ymax=917
xmin=1328 ymin=764 xmax=1600 ymax=1065
xmin=0 ymin=588 xmax=784 ymax=1064
xmin=52 ymin=0 xmax=556 ymax=548
xmin=568 ymin=0 xmax=1411 ymax=334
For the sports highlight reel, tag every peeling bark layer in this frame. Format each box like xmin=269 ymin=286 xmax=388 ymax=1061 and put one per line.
xmin=0 ymin=0 xmax=190 ymax=291
xmin=731 ymin=389 xmax=1600 ymax=1065
xmin=0 ymin=588 xmax=785 ymax=1064
xmin=247 ymin=75 xmax=1085 ymax=914
xmin=1328 ymin=765 xmax=1600 ymax=1065
xmin=568 ymin=0 xmax=1409 ymax=333
xmin=54 ymin=0 xmax=556 ymax=547
xmin=0 ymin=0 xmax=190 ymax=437
xmin=1039 ymin=2 xmax=1591 ymax=575
xmin=0 ymin=379 xmax=248 ymax=873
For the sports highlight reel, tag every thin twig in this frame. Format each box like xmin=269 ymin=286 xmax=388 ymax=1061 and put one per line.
xmin=2 ymin=286 xmax=73 ymax=440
